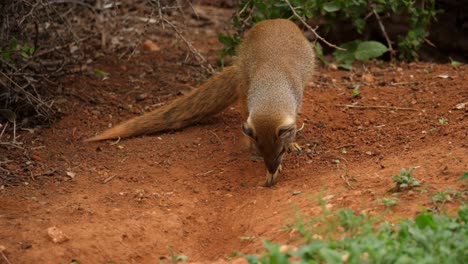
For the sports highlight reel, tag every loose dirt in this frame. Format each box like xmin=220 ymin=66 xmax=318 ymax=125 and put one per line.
xmin=0 ymin=5 xmax=466 ymax=264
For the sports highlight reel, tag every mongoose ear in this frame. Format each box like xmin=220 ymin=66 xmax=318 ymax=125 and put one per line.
xmin=242 ymin=123 xmax=254 ymax=138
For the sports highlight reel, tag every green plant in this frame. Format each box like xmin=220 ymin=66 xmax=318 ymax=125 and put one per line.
xmin=217 ymin=33 xmax=240 ymax=67
xmin=244 ymin=206 xmax=468 ymax=264
xmin=391 ymin=167 xmax=421 ymax=191
xmin=449 ymin=57 xmax=463 ymax=67
xmin=378 ymin=197 xmax=399 ymax=208
xmin=160 ymin=247 xmax=188 ymax=264
xmin=438 ymin=117 xmax=448 ymax=125
xmin=351 ymin=85 xmax=361 ymax=97
xmin=219 ymin=0 xmax=438 ymax=64
xmin=431 ymin=189 xmax=463 ymax=205
xmin=459 ymin=172 xmax=468 ymax=181
xmin=0 ymin=38 xmax=35 ymax=61
xmin=333 ymin=40 xmax=388 ymax=70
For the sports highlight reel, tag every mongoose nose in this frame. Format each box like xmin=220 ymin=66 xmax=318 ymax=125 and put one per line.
xmin=265 ymin=159 xmax=281 ymax=174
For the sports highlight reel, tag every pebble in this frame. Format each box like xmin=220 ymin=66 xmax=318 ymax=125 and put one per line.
xmin=135 ymin=93 xmax=148 ymax=101
xmin=142 ymin=40 xmax=161 ymax=52
xmin=362 ymin=73 xmax=374 ymax=83
xmin=47 ymin=226 xmax=68 ymax=244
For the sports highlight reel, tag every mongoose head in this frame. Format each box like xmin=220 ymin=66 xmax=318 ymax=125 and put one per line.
xmin=242 ymin=116 xmax=296 ymax=186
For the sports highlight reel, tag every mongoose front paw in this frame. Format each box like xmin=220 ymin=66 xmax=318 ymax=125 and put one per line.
xmin=288 ymin=142 xmax=302 ymax=153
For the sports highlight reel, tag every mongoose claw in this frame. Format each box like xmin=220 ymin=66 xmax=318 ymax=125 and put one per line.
xmin=264 ymin=164 xmax=282 ymax=187
xmin=288 ymin=142 xmax=302 ymax=153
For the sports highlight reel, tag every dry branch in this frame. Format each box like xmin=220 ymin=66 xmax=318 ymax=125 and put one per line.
xmin=283 ymin=0 xmax=344 ymax=51
xmin=336 ymin=104 xmax=418 ymax=111
xmin=371 ymin=5 xmax=395 ymax=60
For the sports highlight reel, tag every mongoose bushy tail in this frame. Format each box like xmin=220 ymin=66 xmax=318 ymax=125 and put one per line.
xmin=85 ymin=66 xmax=241 ymax=142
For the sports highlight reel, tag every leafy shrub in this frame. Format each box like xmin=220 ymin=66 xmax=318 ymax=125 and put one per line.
xmin=245 ymin=206 xmax=468 ymax=264
xmin=391 ymin=167 xmax=421 ymax=191
xmin=219 ymin=0 xmax=439 ymax=63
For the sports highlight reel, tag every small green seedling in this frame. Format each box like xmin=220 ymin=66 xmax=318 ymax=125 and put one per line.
xmin=431 ymin=189 xmax=462 ymax=205
xmin=378 ymin=197 xmax=399 ymax=208
xmin=391 ymin=167 xmax=420 ymax=191
xmin=438 ymin=117 xmax=448 ymax=125
xmin=458 ymin=172 xmax=468 ymax=181
xmin=162 ymin=247 xmax=188 ymax=264
xmin=94 ymin=68 xmax=108 ymax=76
xmin=449 ymin=57 xmax=463 ymax=67
xmin=351 ymin=85 xmax=361 ymax=97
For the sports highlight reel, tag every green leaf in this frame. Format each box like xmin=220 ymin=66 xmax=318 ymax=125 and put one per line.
xmin=244 ymin=255 xmax=260 ymax=264
xmin=333 ymin=41 xmax=359 ymax=65
xmin=314 ymin=42 xmax=328 ymax=65
xmin=9 ymin=38 xmax=18 ymax=51
xmin=415 ymin=213 xmax=437 ymax=230
xmin=323 ymin=3 xmax=340 ymax=12
xmin=458 ymin=205 xmax=468 ymax=222
xmin=94 ymin=69 xmax=108 ymax=76
xmin=218 ymin=33 xmax=233 ymax=45
xmin=337 ymin=63 xmax=352 ymax=71
xmin=175 ymin=255 xmax=188 ymax=262
xmin=449 ymin=57 xmax=463 ymax=66
xmin=351 ymin=85 xmax=360 ymax=97
xmin=355 ymin=41 xmax=388 ymax=61
xmin=457 ymin=172 xmax=468 ymax=181
xmin=319 ymin=248 xmax=342 ymax=263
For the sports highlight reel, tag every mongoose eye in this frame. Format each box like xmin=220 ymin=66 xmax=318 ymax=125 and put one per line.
xmin=278 ymin=126 xmax=294 ymax=138
xmin=242 ymin=123 xmax=254 ymax=138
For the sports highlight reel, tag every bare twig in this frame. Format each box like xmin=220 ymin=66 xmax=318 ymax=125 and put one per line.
xmin=372 ymin=5 xmax=395 ymax=59
xmin=335 ymin=143 xmax=356 ymax=149
xmin=109 ymin=137 xmax=121 ymax=146
xmin=0 ymin=123 xmax=7 ymax=142
xmin=340 ymin=174 xmax=353 ymax=189
xmin=162 ymin=17 xmax=215 ymax=74
xmin=0 ymin=72 xmax=52 ymax=116
xmin=102 ymin=174 xmax=116 ymax=184
xmin=283 ymin=0 xmax=344 ymax=50
xmin=336 ymin=104 xmax=418 ymax=111
xmin=209 ymin=131 xmax=223 ymax=148
xmin=390 ymin=81 xmax=421 ymax=86
xmin=1 ymin=250 xmax=12 ymax=264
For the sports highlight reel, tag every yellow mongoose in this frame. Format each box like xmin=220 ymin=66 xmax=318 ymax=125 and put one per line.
xmin=86 ymin=19 xmax=315 ymax=186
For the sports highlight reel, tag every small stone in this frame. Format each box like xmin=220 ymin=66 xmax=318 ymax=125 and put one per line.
xmin=454 ymin=102 xmax=466 ymax=110
xmin=362 ymin=73 xmax=374 ymax=83
xmin=142 ymin=40 xmax=160 ymax=52
xmin=66 ymin=171 xmax=76 ymax=179
xmin=47 ymin=226 xmax=68 ymax=244
xmin=135 ymin=93 xmax=148 ymax=101
xmin=20 ymin=242 xmax=32 ymax=250
xmin=280 ymin=245 xmax=297 ymax=253
xmin=31 ymin=153 xmax=42 ymax=162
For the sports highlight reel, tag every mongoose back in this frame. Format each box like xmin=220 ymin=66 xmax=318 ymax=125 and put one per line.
xmin=86 ymin=19 xmax=315 ymax=186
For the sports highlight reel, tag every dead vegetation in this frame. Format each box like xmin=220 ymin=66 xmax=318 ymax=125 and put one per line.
xmin=0 ymin=0 xmax=213 ymax=184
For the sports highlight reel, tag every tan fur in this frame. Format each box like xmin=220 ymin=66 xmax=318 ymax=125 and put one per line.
xmin=86 ymin=19 xmax=315 ymax=186
xmin=85 ymin=66 xmax=242 ymax=141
